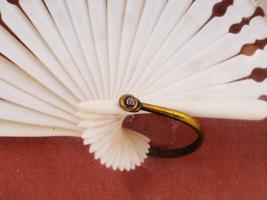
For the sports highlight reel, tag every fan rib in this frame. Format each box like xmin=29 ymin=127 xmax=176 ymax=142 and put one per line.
xmin=131 ymin=0 xmax=222 ymax=96
xmin=0 ymin=120 xmax=81 ymax=137
xmin=153 ymin=100 xmax=267 ymax=120
xmin=124 ymin=0 xmax=194 ymax=93
xmin=88 ymin=0 xmax=110 ymax=99
xmin=0 ymin=79 xmax=79 ymax=123
xmin=113 ymin=0 xmax=146 ymax=98
xmin=0 ymin=1 xmax=86 ymax=102
xmin=0 ymin=27 xmax=79 ymax=107
xmin=118 ymin=0 xmax=168 ymax=95
xmin=143 ymin=46 xmax=267 ymax=99
xmin=140 ymin=16 xmax=267 ymax=97
xmin=19 ymin=0 xmax=94 ymax=100
xmin=132 ymin=0 xmax=256 ymax=95
xmin=66 ymin=0 xmax=104 ymax=99
xmin=160 ymin=79 xmax=267 ymax=101
xmin=107 ymin=0 xmax=126 ymax=99
xmin=43 ymin=0 xmax=98 ymax=99
xmin=0 ymin=101 xmax=81 ymax=131
xmin=0 ymin=56 xmax=76 ymax=115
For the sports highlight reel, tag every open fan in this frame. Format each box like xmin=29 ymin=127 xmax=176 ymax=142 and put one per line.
xmin=0 ymin=0 xmax=267 ymax=171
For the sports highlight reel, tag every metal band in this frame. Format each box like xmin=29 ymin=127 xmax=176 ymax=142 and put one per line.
xmin=119 ymin=94 xmax=204 ymax=158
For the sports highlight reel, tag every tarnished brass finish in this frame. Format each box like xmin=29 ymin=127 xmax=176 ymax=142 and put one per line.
xmin=119 ymin=94 xmax=141 ymax=112
xmin=119 ymin=94 xmax=204 ymax=158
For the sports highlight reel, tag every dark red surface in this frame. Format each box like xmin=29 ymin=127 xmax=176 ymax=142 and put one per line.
xmin=0 ymin=117 xmax=267 ymax=200
xmin=0 ymin=68 xmax=267 ymax=197
xmin=1 ymin=1 xmax=267 ymax=199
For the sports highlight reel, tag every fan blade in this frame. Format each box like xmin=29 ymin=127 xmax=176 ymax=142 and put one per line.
xmin=0 ymin=100 xmax=81 ymax=130
xmin=0 ymin=56 xmax=76 ymax=114
xmin=117 ymin=0 xmax=167 ymax=95
xmin=114 ymin=0 xmax=145 ymax=98
xmin=0 ymin=1 xmax=85 ymax=101
xmin=107 ymin=0 xmax=126 ymax=99
xmin=0 ymin=79 xmax=79 ymax=123
xmin=19 ymin=0 xmax=92 ymax=100
xmin=144 ymin=16 xmax=267 ymax=97
xmin=43 ymin=0 xmax=97 ymax=99
xmin=161 ymin=80 xmax=267 ymax=101
xmin=87 ymin=0 xmax=109 ymax=99
xmin=0 ymin=120 xmax=81 ymax=137
xmin=131 ymin=0 xmax=256 ymax=94
xmin=0 ymin=28 xmax=78 ymax=106
xmin=146 ymin=46 xmax=267 ymax=98
xmin=153 ymin=100 xmax=267 ymax=120
xmin=66 ymin=0 xmax=103 ymax=99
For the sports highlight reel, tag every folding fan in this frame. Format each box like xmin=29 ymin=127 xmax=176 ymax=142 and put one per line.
xmin=0 ymin=0 xmax=267 ymax=171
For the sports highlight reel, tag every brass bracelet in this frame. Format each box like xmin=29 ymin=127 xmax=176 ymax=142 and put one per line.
xmin=119 ymin=94 xmax=204 ymax=158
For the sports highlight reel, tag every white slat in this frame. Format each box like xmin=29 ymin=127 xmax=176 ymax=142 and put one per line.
xmin=20 ymin=0 xmax=91 ymax=100
xmin=0 ymin=100 xmax=81 ymax=130
xmin=66 ymin=0 xmax=103 ymax=99
xmin=0 ymin=120 xmax=81 ymax=137
xmin=107 ymin=0 xmax=126 ymax=99
xmin=139 ymin=0 xmax=221 ymax=79
xmin=117 ymin=0 xmax=167 ymax=95
xmin=113 ymin=0 xmax=145 ymax=98
xmin=0 ymin=1 xmax=85 ymax=101
xmin=144 ymin=43 xmax=267 ymax=99
xmin=88 ymin=0 xmax=109 ymax=99
xmin=143 ymin=16 xmax=267 ymax=97
xmin=0 ymin=27 xmax=78 ymax=106
xmin=161 ymin=80 xmax=267 ymax=101
xmin=44 ymin=0 xmax=96 ymax=99
xmin=132 ymin=0 xmax=256 ymax=94
xmin=0 ymin=56 xmax=76 ymax=114
xmin=152 ymin=100 xmax=267 ymax=120
xmin=0 ymin=79 xmax=79 ymax=123
xmin=125 ymin=0 xmax=193 ymax=92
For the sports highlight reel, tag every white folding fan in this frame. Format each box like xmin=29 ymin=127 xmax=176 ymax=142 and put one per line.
xmin=0 ymin=0 xmax=267 ymax=171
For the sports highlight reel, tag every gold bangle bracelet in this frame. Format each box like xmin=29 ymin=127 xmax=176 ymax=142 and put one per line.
xmin=119 ymin=94 xmax=204 ymax=158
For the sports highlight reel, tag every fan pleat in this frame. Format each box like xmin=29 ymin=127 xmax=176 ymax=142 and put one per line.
xmin=20 ymin=0 xmax=92 ymax=101
xmin=114 ymin=0 xmax=146 ymax=98
xmin=43 ymin=0 xmax=98 ymax=99
xmin=104 ymin=143 xmax=121 ymax=170
xmin=107 ymin=0 xmax=126 ymax=99
xmin=142 ymin=46 xmax=267 ymax=99
xmin=88 ymin=0 xmax=110 ymax=98
xmin=150 ymin=100 xmax=267 ymax=120
xmin=0 ymin=27 xmax=78 ymax=106
xmin=0 ymin=100 xmax=80 ymax=131
xmin=131 ymin=0 xmax=256 ymax=94
xmin=0 ymin=2 xmax=86 ymax=101
xmin=161 ymin=80 xmax=267 ymax=101
xmin=124 ymin=0 xmax=193 ymax=93
xmin=0 ymin=56 xmax=76 ymax=114
xmin=0 ymin=79 xmax=79 ymax=123
xmin=118 ymin=0 xmax=167 ymax=95
xmin=129 ymin=0 xmax=223 ymax=96
xmin=0 ymin=120 xmax=81 ymax=137
xmin=66 ymin=0 xmax=104 ymax=99
xmin=141 ymin=17 xmax=267 ymax=97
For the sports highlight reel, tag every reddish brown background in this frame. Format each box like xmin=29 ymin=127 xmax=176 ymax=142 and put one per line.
xmin=0 ymin=116 xmax=267 ymax=200
xmin=1 ymin=1 xmax=267 ymax=200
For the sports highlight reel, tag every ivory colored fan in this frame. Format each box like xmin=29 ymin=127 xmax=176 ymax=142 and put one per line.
xmin=0 ymin=0 xmax=267 ymax=171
